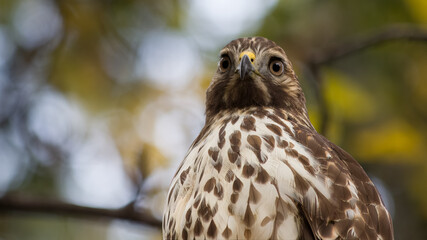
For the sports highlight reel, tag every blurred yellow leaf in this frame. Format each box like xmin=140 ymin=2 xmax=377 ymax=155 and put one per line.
xmin=51 ymin=49 xmax=113 ymax=111
xmin=108 ymin=111 xmax=168 ymax=181
xmin=352 ymin=120 xmax=424 ymax=163
xmin=307 ymin=106 xmax=321 ymax=131
xmin=200 ymin=72 xmax=213 ymax=92
xmin=138 ymin=143 xmax=168 ymax=178
xmin=323 ymin=70 xmax=376 ymax=123
xmin=408 ymin=58 xmax=427 ymax=108
xmin=405 ymin=0 xmax=427 ymax=23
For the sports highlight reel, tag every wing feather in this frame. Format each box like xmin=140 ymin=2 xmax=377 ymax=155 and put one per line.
xmin=293 ymin=125 xmax=394 ymax=240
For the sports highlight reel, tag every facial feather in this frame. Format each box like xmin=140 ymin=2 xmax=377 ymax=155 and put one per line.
xmin=206 ymin=37 xmax=309 ymax=127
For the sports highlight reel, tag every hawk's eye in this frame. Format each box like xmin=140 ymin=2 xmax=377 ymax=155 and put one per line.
xmin=269 ymin=59 xmax=284 ymax=76
xmin=219 ymin=56 xmax=231 ymax=72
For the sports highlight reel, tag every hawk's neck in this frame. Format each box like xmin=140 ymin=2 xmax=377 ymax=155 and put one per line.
xmin=205 ymin=107 xmax=313 ymax=132
xmin=193 ymin=107 xmax=314 ymax=149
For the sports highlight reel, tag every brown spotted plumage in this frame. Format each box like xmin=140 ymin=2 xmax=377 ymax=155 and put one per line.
xmin=163 ymin=37 xmax=394 ymax=239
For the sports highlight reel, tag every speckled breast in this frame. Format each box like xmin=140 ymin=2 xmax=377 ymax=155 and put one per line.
xmin=163 ymin=108 xmax=314 ymax=240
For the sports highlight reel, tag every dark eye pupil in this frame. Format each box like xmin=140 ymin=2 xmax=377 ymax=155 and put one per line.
xmin=221 ymin=60 xmax=229 ymax=69
xmin=272 ymin=62 xmax=281 ymax=72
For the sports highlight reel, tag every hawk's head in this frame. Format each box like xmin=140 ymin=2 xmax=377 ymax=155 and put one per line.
xmin=206 ymin=37 xmax=308 ymax=122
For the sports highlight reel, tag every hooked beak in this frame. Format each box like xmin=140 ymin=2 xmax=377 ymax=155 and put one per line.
xmin=238 ymin=54 xmax=255 ymax=80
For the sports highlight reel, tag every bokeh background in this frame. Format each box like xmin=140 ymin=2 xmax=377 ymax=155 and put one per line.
xmin=0 ymin=0 xmax=426 ymax=239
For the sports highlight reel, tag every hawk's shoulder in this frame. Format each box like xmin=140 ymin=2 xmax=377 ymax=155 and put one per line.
xmin=292 ymin=123 xmax=394 ymax=240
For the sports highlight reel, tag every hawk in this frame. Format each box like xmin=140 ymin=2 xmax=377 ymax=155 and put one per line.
xmin=163 ymin=37 xmax=394 ymax=239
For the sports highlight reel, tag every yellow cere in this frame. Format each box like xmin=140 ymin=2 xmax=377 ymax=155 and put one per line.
xmin=239 ymin=51 xmax=256 ymax=64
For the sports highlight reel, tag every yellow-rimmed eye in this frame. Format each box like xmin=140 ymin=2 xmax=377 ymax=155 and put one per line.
xmin=269 ymin=59 xmax=284 ymax=76
xmin=219 ymin=56 xmax=231 ymax=72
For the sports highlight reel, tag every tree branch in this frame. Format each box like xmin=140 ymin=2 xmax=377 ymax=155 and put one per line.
xmin=305 ymin=24 xmax=427 ymax=134
xmin=310 ymin=25 xmax=427 ymax=66
xmin=0 ymin=194 xmax=162 ymax=228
